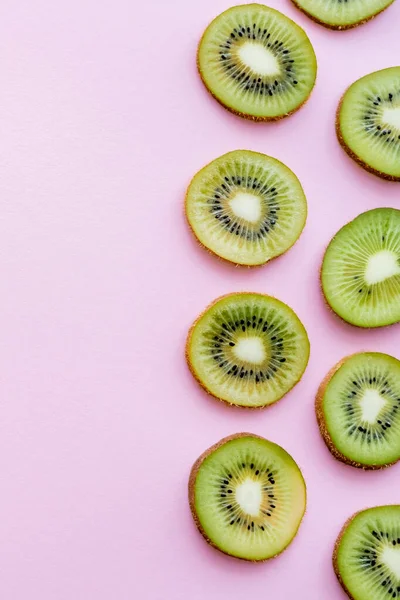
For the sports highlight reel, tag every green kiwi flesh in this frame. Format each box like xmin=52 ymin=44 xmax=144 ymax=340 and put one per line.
xmin=318 ymin=353 xmax=400 ymax=468
xmin=291 ymin=0 xmax=395 ymax=30
xmin=189 ymin=433 xmax=306 ymax=561
xmin=334 ymin=506 xmax=400 ymax=600
xmin=321 ymin=208 xmax=400 ymax=328
xmin=186 ymin=292 xmax=310 ymax=408
xmin=185 ymin=150 xmax=307 ymax=266
xmin=197 ymin=4 xmax=317 ymax=120
xmin=337 ymin=67 xmax=400 ymax=180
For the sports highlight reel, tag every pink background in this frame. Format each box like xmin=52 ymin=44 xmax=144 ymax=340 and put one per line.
xmin=1 ymin=1 xmax=400 ymax=598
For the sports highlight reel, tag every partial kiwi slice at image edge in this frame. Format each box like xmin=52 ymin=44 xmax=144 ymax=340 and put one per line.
xmin=316 ymin=352 xmax=400 ymax=470
xmin=333 ymin=506 xmax=400 ymax=600
xmin=197 ymin=4 xmax=317 ymax=121
xmin=337 ymin=67 xmax=400 ymax=181
xmin=321 ymin=208 xmax=400 ymax=328
xmin=185 ymin=150 xmax=307 ymax=267
xmin=291 ymin=0 xmax=395 ymax=30
xmin=189 ymin=433 xmax=307 ymax=561
xmin=186 ymin=292 xmax=310 ymax=408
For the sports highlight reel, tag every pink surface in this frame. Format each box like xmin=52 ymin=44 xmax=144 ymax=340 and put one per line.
xmin=1 ymin=1 xmax=400 ymax=598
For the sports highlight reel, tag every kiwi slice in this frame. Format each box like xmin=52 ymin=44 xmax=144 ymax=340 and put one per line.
xmin=185 ymin=150 xmax=307 ymax=266
xmin=186 ymin=292 xmax=310 ymax=408
xmin=316 ymin=352 xmax=400 ymax=469
xmin=337 ymin=67 xmax=400 ymax=181
xmin=189 ymin=433 xmax=306 ymax=561
xmin=321 ymin=208 xmax=400 ymax=328
xmin=197 ymin=4 xmax=317 ymax=121
xmin=334 ymin=506 xmax=400 ymax=600
xmin=291 ymin=0 xmax=395 ymax=30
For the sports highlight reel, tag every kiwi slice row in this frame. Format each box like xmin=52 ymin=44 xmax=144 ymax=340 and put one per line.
xmin=291 ymin=0 xmax=395 ymax=30
xmin=316 ymin=352 xmax=400 ymax=469
xmin=186 ymin=292 xmax=310 ymax=408
xmin=197 ymin=4 xmax=317 ymax=121
xmin=185 ymin=150 xmax=307 ymax=266
xmin=334 ymin=506 xmax=400 ymax=600
xmin=189 ymin=433 xmax=306 ymax=561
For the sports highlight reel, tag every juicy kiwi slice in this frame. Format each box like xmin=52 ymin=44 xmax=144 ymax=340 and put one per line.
xmin=189 ymin=433 xmax=306 ymax=561
xmin=185 ymin=150 xmax=307 ymax=266
xmin=337 ymin=67 xmax=400 ymax=181
xmin=321 ymin=208 xmax=400 ymax=328
xmin=197 ymin=4 xmax=317 ymax=121
xmin=186 ymin=292 xmax=310 ymax=408
xmin=334 ymin=506 xmax=400 ymax=600
xmin=291 ymin=0 xmax=395 ymax=30
xmin=316 ymin=353 xmax=400 ymax=469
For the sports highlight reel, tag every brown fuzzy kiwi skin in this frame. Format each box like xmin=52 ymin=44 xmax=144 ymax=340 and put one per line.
xmin=332 ymin=506 xmax=400 ymax=599
xmin=332 ymin=511 xmax=360 ymax=600
xmin=315 ymin=354 xmax=399 ymax=470
xmin=196 ymin=15 xmax=316 ymax=122
xmin=183 ymin=152 xmax=308 ymax=268
xmin=336 ymin=94 xmax=400 ymax=182
xmin=185 ymin=292 xmax=310 ymax=410
xmin=290 ymin=0 xmax=395 ymax=30
xmin=188 ymin=432 xmax=307 ymax=562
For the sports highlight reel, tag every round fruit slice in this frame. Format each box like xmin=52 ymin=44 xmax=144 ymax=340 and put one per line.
xmin=334 ymin=506 xmax=400 ymax=600
xmin=316 ymin=352 xmax=400 ymax=469
xmin=321 ymin=208 xmax=400 ymax=328
xmin=291 ymin=0 xmax=395 ymax=30
xmin=197 ymin=4 xmax=317 ymax=121
xmin=185 ymin=150 xmax=307 ymax=266
xmin=337 ymin=67 xmax=400 ymax=181
xmin=189 ymin=433 xmax=306 ymax=561
xmin=186 ymin=292 xmax=310 ymax=408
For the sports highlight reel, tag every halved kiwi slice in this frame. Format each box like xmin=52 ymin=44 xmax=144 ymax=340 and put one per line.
xmin=316 ymin=352 xmax=400 ymax=469
xmin=185 ymin=150 xmax=307 ymax=266
xmin=334 ymin=506 xmax=400 ymax=600
xmin=197 ymin=4 xmax=317 ymax=121
xmin=337 ymin=67 xmax=400 ymax=181
xmin=291 ymin=0 xmax=395 ymax=30
xmin=186 ymin=292 xmax=310 ymax=408
xmin=189 ymin=433 xmax=306 ymax=561
xmin=321 ymin=208 xmax=400 ymax=328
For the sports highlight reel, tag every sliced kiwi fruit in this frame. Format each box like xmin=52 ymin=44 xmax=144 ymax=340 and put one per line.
xmin=186 ymin=292 xmax=310 ymax=408
xmin=316 ymin=352 xmax=400 ymax=469
xmin=337 ymin=67 xmax=400 ymax=181
xmin=321 ymin=208 xmax=400 ymax=328
xmin=334 ymin=506 xmax=400 ymax=600
xmin=197 ymin=4 xmax=317 ymax=121
xmin=185 ymin=150 xmax=307 ymax=266
xmin=189 ymin=433 xmax=306 ymax=561
xmin=291 ymin=0 xmax=395 ymax=30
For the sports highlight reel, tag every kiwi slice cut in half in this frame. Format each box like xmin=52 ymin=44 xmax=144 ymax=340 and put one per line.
xmin=316 ymin=352 xmax=400 ymax=469
xmin=189 ymin=433 xmax=306 ymax=561
xmin=334 ymin=506 xmax=400 ymax=600
xmin=186 ymin=292 xmax=310 ymax=408
xmin=337 ymin=67 xmax=400 ymax=181
xmin=197 ymin=4 xmax=317 ymax=121
xmin=321 ymin=208 xmax=400 ymax=328
xmin=291 ymin=0 xmax=395 ymax=30
xmin=185 ymin=150 xmax=307 ymax=266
